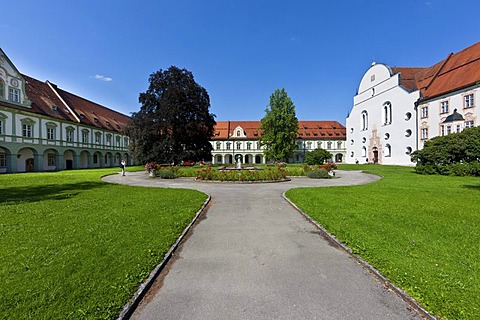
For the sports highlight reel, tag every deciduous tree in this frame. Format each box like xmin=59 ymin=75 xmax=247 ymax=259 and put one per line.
xmin=127 ymin=66 xmax=216 ymax=164
xmin=305 ymin=148 xmax=333 ymax=165
xmin=259 ymin=88 xmax=298 ymax=162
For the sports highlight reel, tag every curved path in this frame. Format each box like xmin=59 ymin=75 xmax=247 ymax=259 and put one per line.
xmin=103 ymin=171 xmax=422 ymax=320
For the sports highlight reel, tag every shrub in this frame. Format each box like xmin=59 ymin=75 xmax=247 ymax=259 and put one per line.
xmin=305 ymin=148 xmax=333 ymax=165
xmin=157 ymin=170 xmax=176 ymax=179
xmin=307 ymin=168 xmax=330 ymax=179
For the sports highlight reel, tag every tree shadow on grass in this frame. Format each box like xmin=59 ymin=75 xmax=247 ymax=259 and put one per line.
xmin=0 ymin=181 xmax=107 ymax=205
xmin=463 ymin=184 xmax=480 ymax=191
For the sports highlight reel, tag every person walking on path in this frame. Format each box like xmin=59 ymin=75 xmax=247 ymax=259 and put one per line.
xmin=120 ymin=160 xmax=126 ymax=176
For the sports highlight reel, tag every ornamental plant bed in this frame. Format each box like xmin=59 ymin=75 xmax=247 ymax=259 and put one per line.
xmin=196 ymin=165 xmax=288 ymax=182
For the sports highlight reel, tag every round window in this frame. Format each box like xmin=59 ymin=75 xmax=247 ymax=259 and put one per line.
xmin=384 ymin=133 xmax=390 ymax=140
xmin=405 ymin=112 xmax=412 ymax=121
xmin=406 ymin=146 xmax=412 ymax=155
xmin=362 ymin=137 xmax=366 ymax=143
xmin=405 ymin=129 xmax=412 ymax=137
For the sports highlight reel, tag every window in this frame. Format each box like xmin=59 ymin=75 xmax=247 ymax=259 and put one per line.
xmin=0 ymin=79 xmax=4 ymax=98
xmin=82 ymin=130 xmax=89 ymax=143
xmin=9 ymin=88 xmax=20 ymax=103
xmin=106 ymin=134 xmax=112 ymax=146
xmin=317 ymin=141 xmax=322 ymax=148
xmin=0 ymin=153 xmax=6 ymax=168
xmin=216 ymin=142 xmax=221 ymax=150
xmin=22 ymin=124 xmax=32 ymax=137
xmin=385 ymin=144 xmax=391 ymax=157
xmin=464 ymin=93 xmax=475 ymax=108
xmin=95 ymin=132 xmax=102 ymax=144
xmin=226 ymin=142 xmax=231 ymax=150
xmin=405 ymin=129 xmax=412 ymax=137
xmin=421 ymin=106 xmax=428 ymax=118
xmin=383 ymin=102 xmax=392 ymax=125
xmin=124 ymin=138 xmax=128 ymax=147
xmin=440 ymin=101 xmax=449 ymax=114
xmin=0 ymin=113 xmax=6 ymax=134
xmin=441 ymin=125 xmax=445 ymax=136
xmin=406 ymin=147 xmax=412 ymax=155
xmin=236 ymin=130 xmax=240 ymax=137
xmin=236 ymin=142 xmax=241 ymax=150
xmin=327 ymin=142 xmax=332 ymax=149
xmin=93 ymin=154 xmax=98 ymax=164
xmin=456 ymin=124 xmax=461 ymax=133
xmin=362 ymin=146 xmax=367 ymax=157
xmin=247 ymin=142 xmax=251 ymax=150
xmin=421 ymin=128 xmax=428 ymax=140
xmin=116 ymin=136 xmax=120 ymax=147
xmin=47 ymin=127 xmax=55 ymax=140
xmin=47 ymin=153 xmax=55 ymax=166
xmin=66 ymin=128 xmax=74 ymax=142
xmin=446 ymin=125 xmax=451 ymax=135
xmin=405 ymin=112 xmax=412 ymax=121
xmin=361 ymin=110 xmax=368 ymax=130
xmin=465 ymin=120 xmax=474 ymax=128
xmin=307 ymin=142 xmax=312 ymax=149
xmin=384 ymin=133 xmax=390 ymax=140
xmin=337 ymin=141 xmax=342 ymax=149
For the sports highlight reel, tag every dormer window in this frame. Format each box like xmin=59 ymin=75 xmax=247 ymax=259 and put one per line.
xmin=94 ymin=118 xmax=99 ymax=123
xmin=236 ymin=130 xmax=240 ymax=137
xmin=106 ymin=121 xmax=110 ymax=126
xmin=8 ymin=88 xmax=20 ymax=103
xmin=80 ymin=114 xmax=85 ymax=119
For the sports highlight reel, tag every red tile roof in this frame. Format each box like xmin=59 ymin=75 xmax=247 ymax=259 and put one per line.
xmin=391 ymin=41 xmax=480 ymax=100
xmin=212 ymin=120 xmax=346 ymax=140
xmin=54 ymin=86 xmax=130 ymax=132
xmin=14 ymin=75 xmax=130 ymax=133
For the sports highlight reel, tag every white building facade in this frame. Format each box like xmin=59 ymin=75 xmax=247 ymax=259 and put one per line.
xmin=211 ymin=121 xmax=346 ymax=164
xmin=0 ymin=48 xmax=132 ymax=173
xmin=347 ymin=42 xmax=480 ymax=165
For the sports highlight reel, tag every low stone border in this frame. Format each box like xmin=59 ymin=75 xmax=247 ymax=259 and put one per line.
xmin=116 ymin=195 xmax=211 ymax=320
xmin=282 ymin=193 xmax=437 ymax=320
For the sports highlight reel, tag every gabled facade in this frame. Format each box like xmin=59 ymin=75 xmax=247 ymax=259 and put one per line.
xmin=347 ymin=42 xmax=480 ymax=165
xmin=0 ymin=48 xmax=132 ymax=173
xmin=211 ymin=120 xmax=346 ymax=164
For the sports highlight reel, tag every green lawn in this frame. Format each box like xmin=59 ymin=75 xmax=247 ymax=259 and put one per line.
xmin=0 ymin=168 xmax=207 ymax=319
xmin=286 ymin=165 xmax=480 ymax=320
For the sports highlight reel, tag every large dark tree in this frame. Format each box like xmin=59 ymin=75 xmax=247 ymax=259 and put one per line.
xmin=127 ymin=66 xmax=216 ymax=164
xmin=259 ymin=88 xmax=298 ymax=162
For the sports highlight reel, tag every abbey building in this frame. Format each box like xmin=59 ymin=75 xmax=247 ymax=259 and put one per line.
xmin=0 ymin=48 xmax=132 ymax=173
xmin=347 ymin=41 xmax=480 ymax=165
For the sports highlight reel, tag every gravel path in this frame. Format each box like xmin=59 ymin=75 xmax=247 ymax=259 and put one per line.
xmin=103 ymin=171 xmax=422 ymax=320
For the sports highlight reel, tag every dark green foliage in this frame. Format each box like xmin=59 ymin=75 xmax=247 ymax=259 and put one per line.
xmin=259 ymin=88 xmax=299 ymax=162
xmin=127 ymin=66 xmax=216 ymax=165
xmin=305 ymin=148 xmax=333 ymax=165
xmin=306 ymin=168 xmax=330 ymax=179
xmin=412 ymin=126 xmax=480 ymax=176
xmin=157 ymin=170 xmax=177 ymax=179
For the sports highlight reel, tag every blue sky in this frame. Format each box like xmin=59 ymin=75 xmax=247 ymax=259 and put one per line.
xmin=1 ymin=1 xmax=479 ymax=124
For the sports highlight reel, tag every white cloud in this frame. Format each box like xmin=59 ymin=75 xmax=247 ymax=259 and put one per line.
xmin=94 ymin=74 xmax=113 ymax=82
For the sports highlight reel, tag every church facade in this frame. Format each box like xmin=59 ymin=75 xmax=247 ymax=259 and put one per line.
xmin=0 ymin=48 xmax=132 ymax=174
xmin=346 ymin=42 xmax=480 ymax=165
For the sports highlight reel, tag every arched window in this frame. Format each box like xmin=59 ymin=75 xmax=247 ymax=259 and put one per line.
xmin=361 ymin=110 xmax=368 ymax=130
xmin=362 ymin=146 xmax=367 ymax=157
xmin=216 ymin=142 xmax=221 ymax=150
xmin=385 ymin=144 xmax=391 ymax=157
xmin=383 ymin=102 xmax=392 ymax=125
xmin=0 ymin=79 xmax=4 ymax=99
xmin=236 ymin=130 xmax=240 ymax=137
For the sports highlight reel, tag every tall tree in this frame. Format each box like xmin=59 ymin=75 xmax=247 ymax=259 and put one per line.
xmin=260 ymin=88 xmax=299 ymax=162
xmin=127 ymin=66 xmax=216 ymax=164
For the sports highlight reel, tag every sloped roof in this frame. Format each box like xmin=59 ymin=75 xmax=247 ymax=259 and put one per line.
xmin=2 ymin=75 xmax=78 ymax=123
xmin=212 ymin=120 xmax=346 ymax=140
xmin=390 ymin=41 xmax=480 ymax=100
xmin=54 ymin=86 xmax=130 ymax=133
xmin=443 ymin=109 xmax=464 ymax=123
